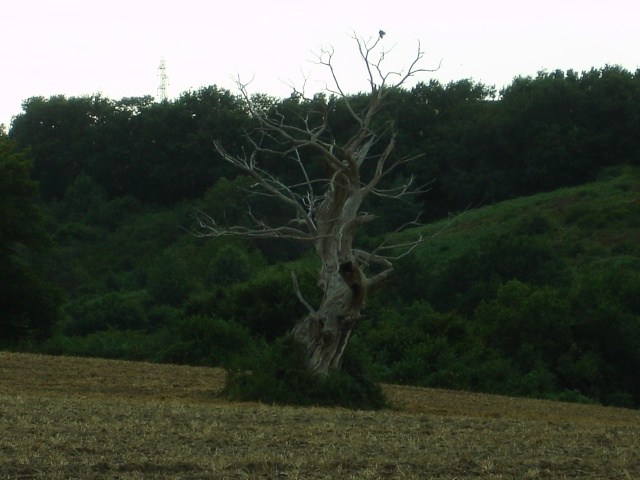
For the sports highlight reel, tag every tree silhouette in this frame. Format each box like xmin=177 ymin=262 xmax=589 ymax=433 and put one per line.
xmin=198 ymin=33 xmax=436 ymax=374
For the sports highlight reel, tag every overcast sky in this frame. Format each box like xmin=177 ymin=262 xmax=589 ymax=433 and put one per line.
xmin=2 ymin=0 xmax=638 ymax=130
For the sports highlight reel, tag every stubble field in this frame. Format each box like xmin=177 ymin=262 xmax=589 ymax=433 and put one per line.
xmin=1 ymin=351 xmax=639 ymax=479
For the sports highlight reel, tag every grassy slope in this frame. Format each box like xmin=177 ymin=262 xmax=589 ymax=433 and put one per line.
xmin=413 ymin=166 xmax=640 ymax=269
xmin=387 ymin=174 xmax=626 ymax=286
xmin=1 ymin=352 xmax=639 ymax=479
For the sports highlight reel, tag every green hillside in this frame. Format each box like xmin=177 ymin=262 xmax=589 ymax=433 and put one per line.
xmin=390 ymin=164 xmax=640 ymax=314
xmin=357 ymin=165 xmax=640 ymax=406
xmin=2 ymin=67 xmax=640 ymax=408
xmin=3 ymin=165 xmax=633 ymax=408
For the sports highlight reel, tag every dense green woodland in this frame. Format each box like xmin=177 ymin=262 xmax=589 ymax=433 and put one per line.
xmin=2 ymin=65 xmax=640 ymax=407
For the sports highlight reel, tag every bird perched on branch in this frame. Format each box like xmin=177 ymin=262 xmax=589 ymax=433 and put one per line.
xmin=379 ymin=29 xmax=386 ymax=39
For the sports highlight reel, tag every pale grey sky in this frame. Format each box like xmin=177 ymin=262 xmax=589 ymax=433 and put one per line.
xmin=1 ymin=0 xmax=638 ymax=129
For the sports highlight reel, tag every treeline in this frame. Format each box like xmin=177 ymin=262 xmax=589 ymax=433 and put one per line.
xmin=1 ymin=65 xmax=640 ymax=407
xmin=9 ymin=65 xmax=640 ymax=219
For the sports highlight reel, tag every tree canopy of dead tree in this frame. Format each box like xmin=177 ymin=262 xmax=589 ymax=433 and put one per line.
xmin=198 ymin=33 xmax=437 ymax=374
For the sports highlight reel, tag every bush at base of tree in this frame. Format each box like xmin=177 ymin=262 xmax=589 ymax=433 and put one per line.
xmin=223 ymin=335 xmax=387 ymax=410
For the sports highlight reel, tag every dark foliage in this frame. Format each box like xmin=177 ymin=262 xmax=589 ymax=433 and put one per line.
xmin=223 ymin=335 xmax=387 ymax=410
xmin=10 ymin=88 xmax=249 ymax=204
xmin=4 ymin=67 xmax=640 ymax=408
xmin=11 ymin=67 xmax=640 ymax=220
xmin=184 ymin=266 xmax=313 ymax=341
xmin=157 ymin=315 xmax=257 ymax=367
xmin=0 ymin=134 xmax=63 ymax=340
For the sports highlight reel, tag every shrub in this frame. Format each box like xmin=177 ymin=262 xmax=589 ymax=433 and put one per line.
xmin=427 ymin=234 xmax=568 ymax=315
xmin=60 ymin=291 xmax=148 ymax=335
xmin=185 ymin=267 xmax=311 ymax=340
xmin=357 ymin=302 xmax=485 ymax=389
xmin=204 ymin=244 xmax=252 ymax=286
xmin=0 ymin=255 xmax=64 ymax=341
xmin=516 ymin=213 xmax=553 ymax=235
xmin=569 ymin=266 xmax=640 ymax=407
xmin=146 ymin=304 xmax=183 ymax=330
xmin=158 ymin=315 xmax=257 ymax=367
xmin=43 ymin=328 xmax=166 ymax=361
xmin=545 ymin=390 xmax=599 ymax=405
xmin=146 ymin=252 xmax=194 ymax=307
xmin=473 ymin=280 xmax=573 ymax=368
xmin=223 ymin=335 xmax=387 ymax=410
xmin=388 ymin=338 xmax=460 ymax=387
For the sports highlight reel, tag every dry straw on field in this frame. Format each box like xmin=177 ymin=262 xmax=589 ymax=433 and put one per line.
xmin=1 ymin=352 xmax=638 ymax=479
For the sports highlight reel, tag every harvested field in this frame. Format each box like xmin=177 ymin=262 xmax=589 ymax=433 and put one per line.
xmin=1 ymin=351 xmax=639 ymax=479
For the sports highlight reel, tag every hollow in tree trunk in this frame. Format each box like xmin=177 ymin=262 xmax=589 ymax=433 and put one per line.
xmin=292 ymin=259 xmax=367 ymax=374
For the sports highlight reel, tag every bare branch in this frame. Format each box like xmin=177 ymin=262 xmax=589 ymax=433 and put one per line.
xmin=366 ymin=204 xmax=478 ymax=268
xmin=352 ymin=34 xmax=439 ymax=94
xmin=291 ymin=271 xmax=317 ymax=315
xmin=197 ymin=32 xmax=444 ymax=374
xmin=371 ymin=177 xmax=433 ymax=200
xmin=353 ymin=33 xmax=382 ymax=93
xmin=194 ymin=209 xmax=313 ymax=241
xmin=213 ymin=140 xmax=318 ymax=234
xmin=353 ymin=249 xmax=392 ymax=269
xmin=367 ymin=214 xmax=425 ymax=259
xmin=367 ymin=267 xmax=395 ymax=292
xmin=312 ymin=45 xmax=363 ymax=126
xmin=280 ymin=69 xmax=311 ymax=101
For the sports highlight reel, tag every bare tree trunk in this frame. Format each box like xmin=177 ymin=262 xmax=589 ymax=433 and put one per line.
xmin=287 ymin=161 xmax=369 ymax=374
xmin=292 ymin=259 xmax=366 ymax=374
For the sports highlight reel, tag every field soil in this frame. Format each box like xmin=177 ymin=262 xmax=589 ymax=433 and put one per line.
xmin=1 ymin=351 xmax=639 ymax=479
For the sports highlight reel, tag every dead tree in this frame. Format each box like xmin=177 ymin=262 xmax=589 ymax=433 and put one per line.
xmin=198 ymin=33 xmax=434 ymax=375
